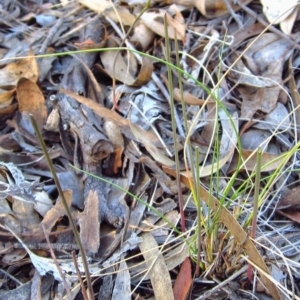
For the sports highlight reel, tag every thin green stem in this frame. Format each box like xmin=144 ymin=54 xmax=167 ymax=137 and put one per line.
xmin=164 ymin=16 xmax=185 ymax=232
xmin=195 ymin=146 xmax=202 ymax=277
xmin=247 ymin=147 xmax=262 ymax=281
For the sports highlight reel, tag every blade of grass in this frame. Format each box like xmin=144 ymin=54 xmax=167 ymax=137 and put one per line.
xmin=247 ymin=147 xmax=262 ymax=281
xmin=163 ymin=165 xmax=282 ymax=300
xmin=164 ymin=15 xmax=185 ymax=232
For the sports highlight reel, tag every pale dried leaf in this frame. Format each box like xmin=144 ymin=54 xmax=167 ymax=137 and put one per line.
xmin=38 ymin=190 xmax=73 ymax=233
xmin=0 ymin=50 xmax=39 ymax=86
xmin=60 ymin=89 xmax=163 ymax=147
xmin=280 ymin=5 xmax=298 ymax=35
xmin=253 ymin=102 xmax=291 ymax=132
xmin=111 ymin=260 xmax=131 ymax=300
xmin=79 ymin=190 xmax=100 ymax=254
xmin=140 ymin=5 xmax=186 ymax=41
xmin=241 ymin=129 xmax=271 ymax=151
xmin=229 ymin=149 xmax=290 ymax=172
xmin=219 ymin=110 xmax=238 ymax=172
xmin=0 ymin=88 xmax=15 ymax=108
xmin=130 ymin=21 xmax=155 ymax=50
xmin=16 ymin=78 xmax=47 ymax=131
xmin=194 ymin=0 xmax=252 ymax=19
xmin=98 ymin=40 xmax=153 ymax=86
xmin=77 ymin=0 xmax=136 ymax=26
xmin=139 ymin=232 xmax=174 ymax=300
xmin=129 ymin=119 xmax=176 ymax=168
xmin=33 ymin=191 xmax=53 ymax=217
xmin=261 ymin=0 xmax=298 ymax=24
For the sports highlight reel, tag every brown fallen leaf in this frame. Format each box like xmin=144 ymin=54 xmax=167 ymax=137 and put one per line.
xmin=0 ymin=49 xmax=39 ymax=86
xmin=97 ymin=39 xmax=153 ymax=86
xmin=103 ymin=120 xmax=124 ymax=175
xmin=78 ymin=0 xmax=136 ymax=26
xmin=277 ymin=210 xmax=300 ymax=223
xmin=37 ymin=190 xmax=73 ymax=234
xmin=229 ymin=148 xmax=290 ymax=173
xmin=173 ymin=257 xmax=192 ymax=300
xmin=140 ymin=5 xmax=186 ymax=41
xmin=16 ymin=78 xmax=47 ymax=131
xmin=0 ymin=87 xmax=15 ymax=108
xmin=277 ymin=186 xmax=300 ymax=210
xmin=79 ymin=190 xmax=100 ymax=254
xmin=193 ymin=0 xmax=252 ymax=19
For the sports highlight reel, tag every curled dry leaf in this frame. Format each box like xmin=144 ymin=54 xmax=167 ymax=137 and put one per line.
xmin=0 ymin=87 xmax=16 ymax=109
xmin=98 ymin=39 xmax=153 ymax=86
xmin=261 ymin=0 xmax=298 ymax=34
xmin=79 ymin=190 xmax=100 ymax=254
xmin=173 ymin=88 xmax=213 ymax=105
xmin=129 ymin=118 xmax=176 ymax=168
xmin=228 ymin=148 xmax=291 ymax=173
xmin=277 ymin=185 xmax=300 ymax=210
xmin=16 ymin=78 xmax=47 ymax=131
xmin=0 ymin=50 xmax=39 ymax=86
xmin=193 ymin=0 xmax=252 ymax=19
xmin=279 ymin=5 xmax=298 ymax=35
xmin=77 ymin=0 xmax=136 ymax=26
xmin=104 ymin=120 xmax=124 ymax=174
xmin=140 ymin=5 xmax=186 ymax=42
xmin=130 ymin=21 xmax=156 ymax=50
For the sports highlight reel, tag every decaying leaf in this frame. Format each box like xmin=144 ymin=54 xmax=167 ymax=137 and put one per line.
xmin=103 ymin=120 xmax=124 ymax=174
xmin=78 ymin=0 xmax=136 ymax=26
xmin=139 ymin=232 xmax=174 ymax=300
xmin=16 ymin=78 xmax=47 ymax=131
xmin=173 ymin=258 xmax=192 ymax=300
xmin=140 ymin=5 xmax=186 ymax=41
xmin=261 ymin=0 xmax=298 ymax=34
xmin=277 ymin=185 xmax=300 ymax=209
xmin=111 ymin=260 xmax=131 ymax=300
xmin=0 ymin=87 xmax=15 ymax=108
xmin=194 ymin=0 xmax=252 ymax=19
xmin=98 ymin=39 xmax=153 ymax=86
xmin=229 ymin=148 xmax=291 ymax=173
xmin=0 ymin=50 xmax=39 ymax=86
xmin=79 ymin=190 xmax=100 ymax=254
xmin=129 ymin=119 xmax=176 ymax=168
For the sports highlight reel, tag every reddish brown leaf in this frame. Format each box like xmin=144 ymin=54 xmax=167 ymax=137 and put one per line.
xmin=79 ymin=190 xmax=100 ymax=254
xmin=173 ymin=257 xmax=192 ymax=300
xmin=278 ymin=210 xmax=300 ymax=223
xmin=16 ymin=78 xmax=47 ymax=130
xmin=278 ymin=186 xmax=300 ymax=210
